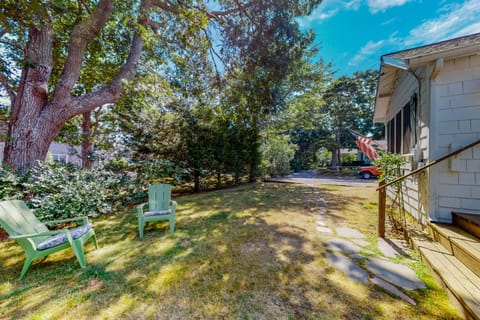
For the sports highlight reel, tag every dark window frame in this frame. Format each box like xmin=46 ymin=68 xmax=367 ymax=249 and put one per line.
xmin=387 ymin=93 xmax=417 ymax=155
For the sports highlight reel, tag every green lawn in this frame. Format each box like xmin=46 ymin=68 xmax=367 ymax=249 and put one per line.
xmin=0 ymin=182 xmax=461 ymax=319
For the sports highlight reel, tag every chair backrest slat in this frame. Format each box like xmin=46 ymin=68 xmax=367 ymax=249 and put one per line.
xmin=148 ymin=184 xmax=171 ymax=211
xmin=0 ymin=200 xmax=48 ymax=236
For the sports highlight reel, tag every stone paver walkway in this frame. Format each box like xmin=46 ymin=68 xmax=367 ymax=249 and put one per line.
xmin=310 ymin=187 xmax=425 ymax=306
xmin=275 ymin=172 xmax=426 ymax=306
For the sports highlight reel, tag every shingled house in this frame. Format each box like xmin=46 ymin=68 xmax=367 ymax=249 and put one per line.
xmin=374 ymin=33 xmax=480 ymax=319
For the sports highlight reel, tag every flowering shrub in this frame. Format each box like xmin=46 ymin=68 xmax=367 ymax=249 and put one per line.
xmin=0 ymin=164 xmax=23 ymax=201
xmin=23 ymin=162 xmax=116 ymax=220
xmin=0 ymin=159 xmax=183 ymax=221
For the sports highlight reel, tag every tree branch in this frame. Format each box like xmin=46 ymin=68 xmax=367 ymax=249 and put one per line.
xmin=68 ymin=0 xmax=150 ymax=116
xmin=149 ymin=0 xmax=181 ymax=14
xmin=50 ymin=0 xmax=114 ymax=106
xmin=207 ymin=1 xmax=256 ymax=20
xmin=78 ymin=0 xmax=92 ymax=14
xmin=0 ymin=38 xmax=24 ymax=52
xmin=0 ymin=71 xmax=16 ymax=104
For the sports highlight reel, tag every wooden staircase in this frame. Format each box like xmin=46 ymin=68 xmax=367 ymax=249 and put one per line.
xmin=409 ymin=213 xmax=480 ymax=320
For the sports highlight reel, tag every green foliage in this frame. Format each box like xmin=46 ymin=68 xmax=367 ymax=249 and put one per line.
xmin=0 ymin=165 xmax=23 ymax=200
xmin=23 ymin=162 xmax=115 ymax=220
xmin=373 ymin=152 xmax=406 ymax=181
xmin=340 ymin=152 xmax=357 ymax=166
xmin=0 ymin=159 xmax=183 ymax=221
xmin=260 ymin=134 xmax=297 ymax=178
xmin=316 ymin=148 xmax=331 ymax=167
xmin=289 ymin=128 xmax=328 ymax=171
xmin=104 ymin=158 xmax=183 ymax=204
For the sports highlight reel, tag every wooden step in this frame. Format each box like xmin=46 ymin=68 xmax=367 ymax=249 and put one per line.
xmin=429 ymin=223 xmax=480 ymax=279
xmin=410 ymin=230 xmax=480 ymax=320
xmin=453 ymin=212 xmax=480 ymax=239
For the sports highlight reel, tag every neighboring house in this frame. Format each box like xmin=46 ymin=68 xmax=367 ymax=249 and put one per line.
xmin=47 ymin=143 xmax=82 ymax=167
xmin=374 ymin=32 xmax=480 ymax=225
xmin=0 ymin=141 xmax=82 ymax=167
xmin=1 ymin=120 xmax=83 ymax=166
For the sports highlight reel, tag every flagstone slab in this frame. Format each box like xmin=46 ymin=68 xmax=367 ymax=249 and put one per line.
xmin=377 ymin=238 xmax=401 ymax=258
xmin=316 ymin=226 xmax=333 ymax=233
xmin=365 ymin=257 xmax=425 ymax=290
xmin=327 ymin=238 xmax=362 ymax=254
xmin=317 ymin=208 xmax=327 ymax=215
xmin=327 ymin=252 xmax=369 ymax=285
xmin=336 ymin=227 xmax=366 ymax=239
xmin=351 ymin=239 xmax=370 ymax=247
xmin=371 ymin=277 xmax=417 ymax=305
xmin=350 ymin=253 xmax=365 ymax=260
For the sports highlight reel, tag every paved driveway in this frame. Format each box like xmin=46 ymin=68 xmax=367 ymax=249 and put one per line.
xmin=270 ymin=171 xmax=378 ymax=187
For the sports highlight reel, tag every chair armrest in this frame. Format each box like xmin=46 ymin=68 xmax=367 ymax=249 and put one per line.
xmin=44 ymin=216 xmax=89 ymax=225
xmin=137 ymin=202 xmax=148 ymax=215
xmin=9 ymin=229 xmax=69 ymax=240
xmin=170 ymin=200 xmax=177 ymax=213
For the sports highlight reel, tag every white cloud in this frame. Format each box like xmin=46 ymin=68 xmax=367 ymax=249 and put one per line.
xmin=366 ymin=0 xmax=414 ymax=14
xmin=297 ymin=8 xmax=339 ymax=28
xmin=296 ymin=0 xmax=360 ymax=27
xmin=348 ymin=40 xmax=386 ymax=66
xmin=403 ymin=0 xmax=480 ymax=46
xmin=344 ymin=0 xmax=362 ymax=10
xmin=451 ymin=22 xmax=480 ymax=38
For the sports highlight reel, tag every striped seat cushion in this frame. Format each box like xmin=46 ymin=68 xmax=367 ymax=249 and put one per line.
xmin=37 ymin=224 xmax=93 ymax=251
xmin=144 ymin=210 xmax=171 ymax=217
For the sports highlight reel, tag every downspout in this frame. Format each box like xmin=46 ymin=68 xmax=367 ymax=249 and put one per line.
xmin=377 ymin=57 xmax=426 ymax=234
xmin=380 ymin=56 xmax=422 ymax=159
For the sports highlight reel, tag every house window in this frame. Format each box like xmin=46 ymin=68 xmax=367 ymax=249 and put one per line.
xmin=52 ymin=154 xmax=67 ymax=164
xmin=403 ymin=102 xmax=411 ymax=152
xmin=388 ymin=121 xmax=394 ymax=153
xmin=387 ymin=93 xmax=417 ymax=154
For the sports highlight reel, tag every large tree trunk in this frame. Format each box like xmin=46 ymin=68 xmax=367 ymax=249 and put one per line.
xmin=330 ymin=147 xmax=340 ymax=170
xmin=4 ymin=26 xmax=56 ymax=171
xmin=3 ymin=0 xmax=145 ymax=171
xmin=330 ymin=131 xmax=342 ymax=170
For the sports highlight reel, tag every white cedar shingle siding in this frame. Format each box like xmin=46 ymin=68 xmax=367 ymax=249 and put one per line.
xmin=385 ymin=66 xmax=430 ymax=224
xmin=430 ymin=54 xmax=480 ymax=221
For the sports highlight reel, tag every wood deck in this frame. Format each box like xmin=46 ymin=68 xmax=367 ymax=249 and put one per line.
xmin=409 ymin=223 xmax=480 ymax=320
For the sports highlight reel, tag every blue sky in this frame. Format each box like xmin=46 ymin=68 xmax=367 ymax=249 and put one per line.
xmin=297 ymin=0 xmax=480 ymax=76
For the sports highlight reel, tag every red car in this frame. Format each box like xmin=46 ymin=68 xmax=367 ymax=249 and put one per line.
xmin=358 ymin=166 xmax=382 ymax=179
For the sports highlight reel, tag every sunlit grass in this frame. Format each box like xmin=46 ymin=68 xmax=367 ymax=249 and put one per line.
xmin=0 ymin=182 xmax=461 ymax=319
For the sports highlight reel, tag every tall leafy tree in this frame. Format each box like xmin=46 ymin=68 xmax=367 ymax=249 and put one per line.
xmin=0 ymin=0 xmax=322 ymax=171
xmin=321 ymin=70 xmax=380 ymax=167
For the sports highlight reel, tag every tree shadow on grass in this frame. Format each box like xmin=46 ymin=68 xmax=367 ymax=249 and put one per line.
xmin=0 ymin=183 xmax=461 ymax=319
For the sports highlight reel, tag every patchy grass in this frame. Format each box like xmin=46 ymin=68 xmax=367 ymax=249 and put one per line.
xmin=0 ymin=182 xmax=461 ymax=319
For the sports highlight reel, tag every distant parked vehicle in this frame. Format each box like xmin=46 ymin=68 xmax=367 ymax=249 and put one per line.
xmin=358 ymin=166 xmax=381 ymax=179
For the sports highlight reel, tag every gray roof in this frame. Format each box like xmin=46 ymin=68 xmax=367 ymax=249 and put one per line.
xmin=374 ymin=32 xmax=480 ymax=123
xmin=383 ymin=32 xmax=480 ymax=61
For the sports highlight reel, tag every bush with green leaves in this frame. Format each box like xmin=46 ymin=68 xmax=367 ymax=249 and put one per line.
xmin=0 ymin=164 xmax=23 ymax=201
xmin=340 ymin=152 xmax=357 ymax=166
xmin=316 ymin=148 xmax=331 ymax=168
xmin=260 ymin=135 xmax=298 ymax=178
xmin=373 ymin=152 xmax=405 ymax=181
xmin=0 ymin=158 xmax=184 ymax=221
xmin=22 ymin=162 xmax=117 ymax=220
xmin=104 ymin=158 xmax=183 ymax=204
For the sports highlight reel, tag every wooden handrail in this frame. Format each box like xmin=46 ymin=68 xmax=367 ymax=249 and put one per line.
xmin=377 ymin=139 xmax=480 ymax=191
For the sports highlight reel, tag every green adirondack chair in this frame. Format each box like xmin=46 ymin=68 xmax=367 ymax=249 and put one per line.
xmin=0 ymin=200 xmax=98 ymax=280
xmin=137 ymin=184 xmax=177 ymax=238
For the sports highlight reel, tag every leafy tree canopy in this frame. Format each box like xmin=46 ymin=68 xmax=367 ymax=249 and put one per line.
xmin=0 ymin=0 xmax=322 ymax=170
